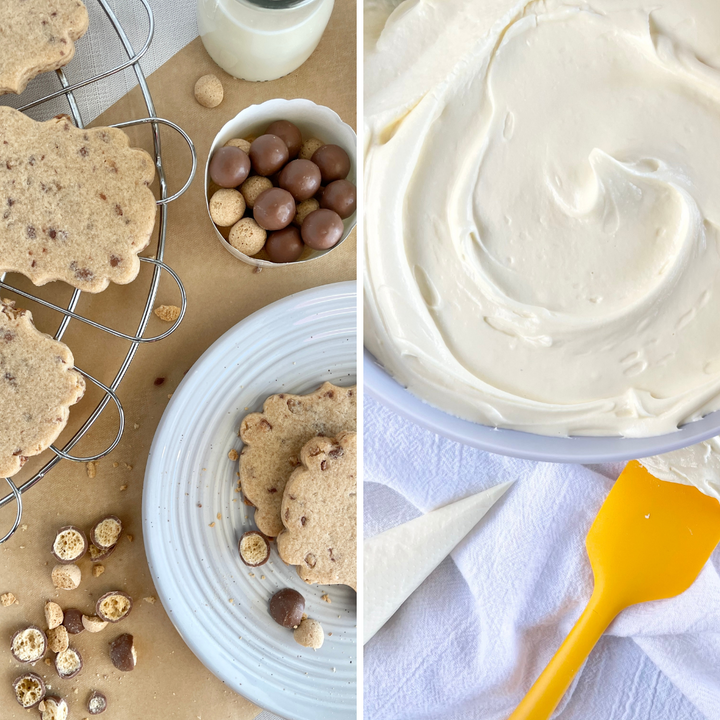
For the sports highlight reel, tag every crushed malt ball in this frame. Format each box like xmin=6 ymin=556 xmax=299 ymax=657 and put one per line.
xmin=154 ymin=304 xmax=181 ymax=323
xmin=92 ymin=565 xmax=105 ymax=578
xmin=143 ymin=597 xmax=156 ymax=605
xmin=1 ymin=592 xmax=16 ymax=606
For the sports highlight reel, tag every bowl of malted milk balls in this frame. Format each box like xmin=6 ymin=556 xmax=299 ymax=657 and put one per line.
xmin=204 ymin=98 xmax=357 ymax=267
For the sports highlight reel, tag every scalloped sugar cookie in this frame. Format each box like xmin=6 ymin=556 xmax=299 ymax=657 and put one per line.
xmin=0 ymin=299 xmax=85 ymax=477
xmin=277 ymin=432 xmax=357 ymax=590
xmin=0 ymin=0 xmax=89 ymax=95
xmin=239 ymin=382 xmax=356 ymax=537
xmin=0 ymin=108 xmax=156 ymax=292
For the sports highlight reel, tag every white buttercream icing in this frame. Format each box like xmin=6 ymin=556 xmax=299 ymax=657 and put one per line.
xmin=364 ymin=0 xmax=720 ymax=437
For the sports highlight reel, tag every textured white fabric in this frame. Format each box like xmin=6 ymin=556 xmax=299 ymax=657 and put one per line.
xmin=2 ymin=3 xmax=279 ymax=717
xmin=364 ymin=395 xmax=720 ymax=720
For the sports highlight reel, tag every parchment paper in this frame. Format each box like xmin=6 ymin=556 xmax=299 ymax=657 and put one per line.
xmin=0 ymin=1 xmax=356 ymax=717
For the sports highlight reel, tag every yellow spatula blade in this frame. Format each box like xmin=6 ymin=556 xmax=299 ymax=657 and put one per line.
xmin=509 ymin=461 xmax=720 ymax=720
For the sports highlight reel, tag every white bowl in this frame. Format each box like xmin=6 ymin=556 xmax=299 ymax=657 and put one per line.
xmin=364 ymin=350 xmax=720 ymax=464
xmin=205 ymin=98 xmax=357 ymax=268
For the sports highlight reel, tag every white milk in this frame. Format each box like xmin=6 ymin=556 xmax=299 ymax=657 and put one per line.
xmin=197 ymin=0 xmax=335 ymax=82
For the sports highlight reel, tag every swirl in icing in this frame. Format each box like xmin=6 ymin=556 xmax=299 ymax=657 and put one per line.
xmin=364 ymin=0 xmax=720 ymax=437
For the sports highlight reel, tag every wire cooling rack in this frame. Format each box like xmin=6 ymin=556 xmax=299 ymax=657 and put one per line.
xmin=0 ymin=0 xmax=197 ymax=543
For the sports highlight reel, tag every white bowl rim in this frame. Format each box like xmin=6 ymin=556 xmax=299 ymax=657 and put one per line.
xmin=205 ymin=98 xmax=357 ymax=268
xmin=364 ymin=349 xmax=720 ymax=463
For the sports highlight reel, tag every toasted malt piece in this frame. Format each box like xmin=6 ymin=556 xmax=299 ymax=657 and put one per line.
xmin=47 ymin=625 xmax=69 ymax=653
xmin=89 ymin=543 xmax=116 ymax=563
xmin=299 ymin=138 xmax=324 ymax=161
xmin=45 ymin=601 xmax=64 ymax=629
xmin=88 ymin=689 xmax=108 ymax=714
xmin=51 ymin=526 xmax=87 ymax=564
xmin=239 ymin=382 xmax=356 ymax=537
xmin=277 ymin=432 xmax=357 ymax=589
xmin=0 ymin=108 xmax=156 ymax=292
xmin=11 ymin=626 xmax=47 ymax=663
xmin=96 ymin=591 xmax=132 ymax=623
xmin=90 ymin=516 xmax=122 ymax=549
xmin=238 ymin=531 xmax=271 ymax=567
xmin=55 ymin=646 xmax=82 ymax=679
xmin=12 ymin=672 xmax=46 ymax=708
xmin=51 ymin=563 xmax=81 ymax=590
xmin=109 ymin=633 xmax=136 ymax=671
xmin=81 ymin=614 xmax=107 ymax=633
xmin=293 ymin=617 xmax=324 ymax=649
xmin=39 ymin=695 xmax=68 ymax=720
xmin=0 ymin=0 xmax=88 ymax=95
xmin=0 ymin=300 xmax=85 ymax=478
xmin=62 ymin=607 xmax=84 ymax=634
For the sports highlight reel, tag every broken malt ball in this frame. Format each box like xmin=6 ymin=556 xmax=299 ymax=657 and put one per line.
xmin=1 ymin=591 xmax=16 ymax=606
xmin=47 ymin=626 xmax=69 ymax=654
xmin=96 ymin=591 xmax=133 ymax=623
xmin=92 ymin=564 xmax=105 ymax=578
xmin=45 ymin=601 xmax=64 ymax=629
xmin=81 ymin=615 xmax=108 ymax=634
xmin=87 ymin=690 xmax=108 ymax=715
xmin=11 ymin=626 xmax=47 ymax=663
xmin=109 ymin=633 xmax=136 ymax=672
xmin=51 ymin=526 xmax=87 ymax=564
xmin=90 ymin=516 xmax=122 ymax=550
xmin=89 ymin=543 xmax=115 ymax=563
xmin=239 ymin=531 xmax=271 ymax=567
xmin=39 ymin=695 xmax=68 ymax=720
xmin=63 ymin=608 xmax=85 ymax=635
xmin=12 ymin=673 xmax=46 ymax=708
xmin=55 ymin=647 xmax=83 ymax=679
xmin=51 ymin=564 xmax=81 ymax=590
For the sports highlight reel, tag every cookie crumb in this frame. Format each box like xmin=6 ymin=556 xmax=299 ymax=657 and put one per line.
xmin=1 ymin=592 xmax=16 ymax=606
xmin=143 ymin=596 xmax=156 ymax=605
xmin=253 ymin=266 xmax=263 ymax=274
xmin=209 ymin=522 xmax=215 ymax=528
xmin=86 ymin=461 xmax=97 ymax=478
xmin=113 ymin=462 xmax=119 ymax=468
xmin=321 ymin=594 xmax=332 ymax=604
xmin=92 ymin=565 xmax=105 ymax=578
xmin=228 ymin=449 xmax=239 ymax=461
xmin=133 ymin=423 xmax=140 ymax=430
xmin=153 ymin=304 xmax=181 ymax=323
xmin=120 ymin=485 xmax=128 ymax=492
xmin=126 ymin=534 xmax=134 ymax=542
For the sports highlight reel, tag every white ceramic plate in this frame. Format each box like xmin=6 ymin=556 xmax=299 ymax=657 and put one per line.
xmin=143 ymin=282 xmax=357 ymax=720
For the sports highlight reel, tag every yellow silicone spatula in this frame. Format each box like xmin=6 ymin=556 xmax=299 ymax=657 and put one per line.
xmin=509 ymin=460 xmax=720 ymax=720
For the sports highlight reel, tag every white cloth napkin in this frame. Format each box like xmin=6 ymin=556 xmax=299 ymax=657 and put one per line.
xmin=364 ymin=396 xmax=720 ymax=720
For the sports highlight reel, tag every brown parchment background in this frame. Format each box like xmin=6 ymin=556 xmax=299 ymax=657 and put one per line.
xmin=0 ymin=1 xmax=356 ymax=717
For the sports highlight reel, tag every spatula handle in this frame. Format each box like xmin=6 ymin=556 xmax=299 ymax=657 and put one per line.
xmin=508 ymin=589 xmax=620 ymax=720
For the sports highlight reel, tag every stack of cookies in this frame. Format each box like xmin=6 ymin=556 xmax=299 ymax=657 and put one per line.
xmin=238 ymin=382 xmax=357 ymax=590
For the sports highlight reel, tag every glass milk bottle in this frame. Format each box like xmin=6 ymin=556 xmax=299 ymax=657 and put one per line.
xmin=197 ymin=0 xmax=335 ymax=82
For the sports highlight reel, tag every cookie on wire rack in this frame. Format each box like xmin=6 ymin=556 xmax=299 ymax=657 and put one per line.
xmin=277 ymin=431 xmax=357 ymax=590
xmin=0 ymin=299 xmax=85 ymax=478
xmin=0 ymin=108 xmax=156 ymax=293
xmin=0 ymin=0 xmax=89 ymax=95
xmin=239 ymin=382 xmax=356 ymax=538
